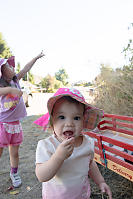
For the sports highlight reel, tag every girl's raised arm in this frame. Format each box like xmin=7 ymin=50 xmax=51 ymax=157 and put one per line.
xmin=17 ymin=51 xmax=45 ymax=80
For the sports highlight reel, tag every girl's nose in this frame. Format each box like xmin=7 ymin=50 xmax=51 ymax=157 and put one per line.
xmin=65 ymin=118 xmax=73 ymax=127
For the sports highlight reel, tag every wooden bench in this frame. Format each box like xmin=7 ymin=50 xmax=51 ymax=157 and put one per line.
xmin=84 ymin=113 xmax=133 ymax=182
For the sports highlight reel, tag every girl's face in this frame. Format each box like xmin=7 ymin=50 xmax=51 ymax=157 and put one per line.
xmin=1 ymin=63 xmax=15 ymax=82
xmin=52 ymin=98 xmax=84 ymax=143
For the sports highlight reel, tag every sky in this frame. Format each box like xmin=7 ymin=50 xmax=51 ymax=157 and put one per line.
xmin=0 ymin=0 xmax=133 ymax=83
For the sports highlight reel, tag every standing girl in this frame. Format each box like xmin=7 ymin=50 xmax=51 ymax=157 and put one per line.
xmin=34 ymin=88 xmax=112 ymax=199
xmin=0 ymin=52 xmax=44 ymax=187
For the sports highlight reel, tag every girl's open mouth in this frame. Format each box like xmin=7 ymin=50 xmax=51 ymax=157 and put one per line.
xmin=63 ymin=131 xmax=74 ymax=138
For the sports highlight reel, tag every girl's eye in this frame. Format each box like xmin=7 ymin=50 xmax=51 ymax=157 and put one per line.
xmin=74 ymin=116 xmax=80 ymax=120
xmin=58 ymin=115 xmax=65 ymax=120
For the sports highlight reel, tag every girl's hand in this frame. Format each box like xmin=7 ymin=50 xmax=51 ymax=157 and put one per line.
xmin=55 ymin=138 xmax=75 ymax=160
xmin=99 ymin=182 xmax=112 ymax=199
xmin=36 ymin=51 xmax=45 ymax=59
xmin=10 ymin=87 xmax=23 ymax=98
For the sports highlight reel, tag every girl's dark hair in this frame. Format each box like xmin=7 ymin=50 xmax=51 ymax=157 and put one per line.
xmin=61 ymin=96 xmax=82 ymax=104
xmin=0 ymin=78 xmax=11 ymax=87
xmin=0 ymin=75 xmax=17 ymax=87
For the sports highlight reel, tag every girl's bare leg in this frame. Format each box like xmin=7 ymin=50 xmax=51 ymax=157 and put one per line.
xmin=9 ymin=145 xmax=19 ymax=167
xmin=0 ymin=147 xmax=3 ymax=158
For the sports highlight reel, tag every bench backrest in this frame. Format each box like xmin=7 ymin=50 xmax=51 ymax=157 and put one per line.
xmin=98 ymin=113 xmax=133 ymax=136
xmin=84 ymin=113 xmax=133 ymax=181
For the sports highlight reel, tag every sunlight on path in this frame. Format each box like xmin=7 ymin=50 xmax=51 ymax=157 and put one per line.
xmin=26 ymin=93 xmax=53 ymax=116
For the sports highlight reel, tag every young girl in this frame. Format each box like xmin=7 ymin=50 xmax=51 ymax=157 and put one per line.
xmin=34 ymin=88 xmax=112 ymax=199
xmin=0 ymin=52 xmax=44 ymax=188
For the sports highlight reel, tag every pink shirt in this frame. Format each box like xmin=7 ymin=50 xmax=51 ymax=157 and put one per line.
xmin=36 ymin=135 xmax=94 ymax=199
xmin=0 ymin=80 xmax=27 ymax=122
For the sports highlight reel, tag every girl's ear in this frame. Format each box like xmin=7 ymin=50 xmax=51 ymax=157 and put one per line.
xmin=50 ymin=116 xmax=53 ymax=128
xmin=0 ymin=77 xmax=11 ymax=87
xmin=53 ymin=131 xmax=57 ymax=138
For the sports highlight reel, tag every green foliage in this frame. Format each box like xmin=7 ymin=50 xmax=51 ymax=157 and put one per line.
xmin=16 ymin=62 xmax=21 ymax=73
xmin=40 ymin=74 xmax=63 ymax=93
xmin=23 ymin=71 xmax=34 ymax=84
xmin=0 ymin=33 xmax=12 ymax=58
xmin=28 ymin=71 xmax=35 ymax=84
xmin=23 ymin=74 xmax=27 ymax=81
xmin=74 ymin=81 xmax=92 ymax=87
xmin=55 ymin=68 xmax=69 ymax=86
xmin=84 ymin=82 xmax=92 ymax=87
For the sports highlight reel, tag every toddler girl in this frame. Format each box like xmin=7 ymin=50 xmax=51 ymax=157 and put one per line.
xmin=34 ymin=88 xmax=112 ymax=199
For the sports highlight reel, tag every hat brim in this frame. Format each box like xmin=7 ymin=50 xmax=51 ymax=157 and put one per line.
xmin=34 ymin=94 xmax=103 ymax=132
xmin=47 ymin=93 xmax=97 ymax=113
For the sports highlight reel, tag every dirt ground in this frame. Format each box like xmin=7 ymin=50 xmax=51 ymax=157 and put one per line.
xmin=0 ymin=94 xmax=133 ymax=198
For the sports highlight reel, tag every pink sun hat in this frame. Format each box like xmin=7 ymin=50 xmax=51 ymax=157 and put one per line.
xmin=34 ymin=88 xmax=104 ymax=132
xmin=0 ymin=56 xmax=15 ymax=78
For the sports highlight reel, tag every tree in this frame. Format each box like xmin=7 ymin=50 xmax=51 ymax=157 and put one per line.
xmin=74 ymin=80 xmax=92 ymax=87
xmin=28 ymin=71 xmax=34 ymax=84
xmin=22 ymin=71 xmax=34 ymax=84
xmin=123 ymin=23 xmax=133 ymax=67
xmin=92 ymin=24 xmax=133 ymax=116
xmin=40 ymin=74 xmax=63 ymax=93
xmin=0 ymin=32 xmax=12 ymax=58
xmin=55 ymin=68 xmax=69 ymax=86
